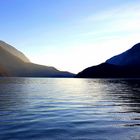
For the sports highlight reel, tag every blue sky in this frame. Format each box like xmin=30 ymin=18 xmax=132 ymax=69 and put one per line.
xmin=0 ymin=0 xmax=140 ymax=73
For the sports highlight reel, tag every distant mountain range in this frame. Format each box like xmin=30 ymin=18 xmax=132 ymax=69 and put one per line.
xmin=76 ymin=43 xmax=140 ymax=78
xmin=0 ymin=41 xmax=74 ymax=77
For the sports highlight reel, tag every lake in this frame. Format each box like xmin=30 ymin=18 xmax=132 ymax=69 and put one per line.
xmin=0 ymin=78 xmax=140 ymax=140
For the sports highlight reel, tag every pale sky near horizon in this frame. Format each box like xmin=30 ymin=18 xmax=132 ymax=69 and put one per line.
xmin=0 ymin=0 xmax=140 ymax=73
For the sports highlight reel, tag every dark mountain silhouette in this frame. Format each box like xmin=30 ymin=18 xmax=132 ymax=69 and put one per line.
xmin=0 ymin=41 xmax=74 ymax=77
xmin=106 ymin=43 xmax=140 ymax=66
xmin=76 ymin=43 xmax=140 ymax=78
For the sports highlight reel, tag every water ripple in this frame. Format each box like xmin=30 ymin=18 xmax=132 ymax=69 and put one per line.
xmin=0 ymin=78 xmax=140 ymax=140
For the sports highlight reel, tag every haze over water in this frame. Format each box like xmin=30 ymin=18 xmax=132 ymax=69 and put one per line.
xmin=0 ymin=78 xmax=140 ymax=140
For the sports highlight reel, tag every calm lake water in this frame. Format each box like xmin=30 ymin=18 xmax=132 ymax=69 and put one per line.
xmin=0 ymin=78 xmax=140 ymax=140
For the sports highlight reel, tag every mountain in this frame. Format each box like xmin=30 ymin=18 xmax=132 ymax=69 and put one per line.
xmin=106 ymin=43 xmax=140 ymax=66
xmin=76 ymin=43 xmax=140 ymax=78
xmin=0 ymin=41 xmax=74 ymax=77
xmin=0 ymin=41 xmax=30 ymax=62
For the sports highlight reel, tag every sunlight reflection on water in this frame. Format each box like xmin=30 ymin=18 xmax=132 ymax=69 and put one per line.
xmin=0 ymin=78 xmax=140 ymax=140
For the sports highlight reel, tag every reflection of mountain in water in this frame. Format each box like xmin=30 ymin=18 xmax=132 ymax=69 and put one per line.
xmin=0 ymin=78 xmax=140 ymax=140
xmin=99 ymin=79 xmax=140 ymax=113
xmin=0 ymin=78 xmax=140 ymax=114
xmin=117 ymin=80 xmax=140 ymax=113
xmin=0 ymin=78 xmax=28 ymax=110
